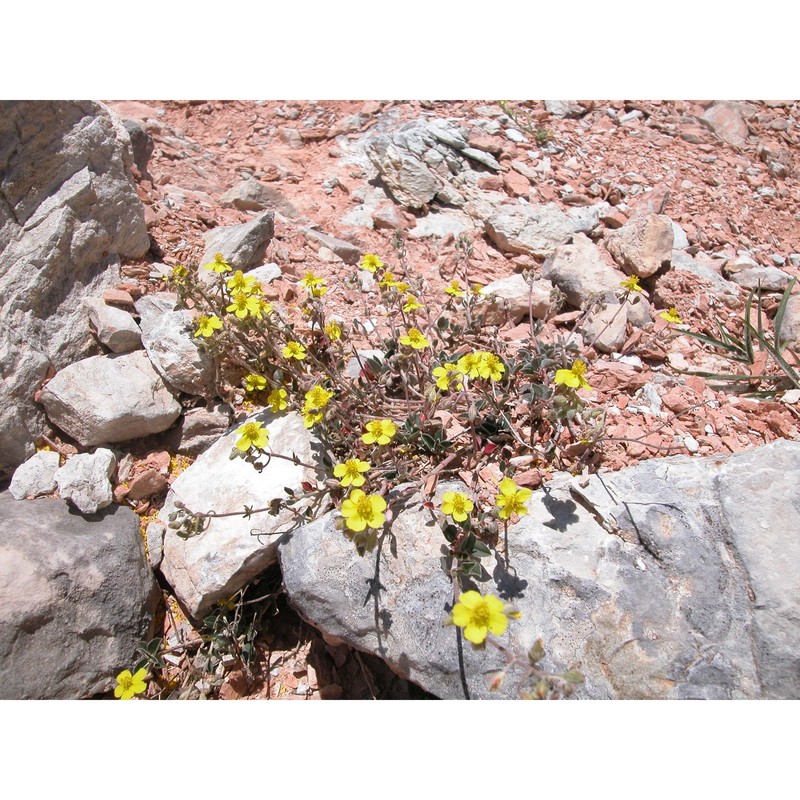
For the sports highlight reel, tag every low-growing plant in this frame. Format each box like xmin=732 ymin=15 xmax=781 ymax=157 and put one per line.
xmin=155 ymin=240 xmax=699 ymax=698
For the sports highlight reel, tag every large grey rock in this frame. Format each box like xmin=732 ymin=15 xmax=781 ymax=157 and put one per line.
xmin=9 ymin=450 xmax=61 ymax=499
xmin=135 ymin=292 xmax=216 ymax=396
xmin=40 ymin=351 xmax=182 ymax=447
xmin=0 ymin=101 xmax=150 ymax=476
xmin=54 ymin=448 xmax=116 ymax=515
xmin=480 ymin=274 xmax=554 ymax=325
xmin=606 ymin=214 xmax=674 ymax=278
xmin=484 ymin=203 xmax=574 ymax=259
xmin=0 ymin=492 xmax=159 ymax=699
xmin=280 ymin=442 xmax=800 ymax=699
xmin=542 ymin=233 xmax=627 ymax=307
xmin=200 ymin=212 xmax=275 ymax=271
xmin=85 ymin=297 xmax=142 ymax=354
xmin=159 ymin=410 xmax=326 ymax=619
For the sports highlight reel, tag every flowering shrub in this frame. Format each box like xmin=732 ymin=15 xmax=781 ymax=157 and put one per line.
xmin=162 ymin=237 xmax=703 ymax=699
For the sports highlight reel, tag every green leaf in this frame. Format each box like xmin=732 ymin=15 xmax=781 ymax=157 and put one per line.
xmin=774 ymin=277 xmax=797 ymax=353
xmin=561 ymin=670 xmax=585 ymax=685
xmin=472 ymin=540 xmax=491 ymax=557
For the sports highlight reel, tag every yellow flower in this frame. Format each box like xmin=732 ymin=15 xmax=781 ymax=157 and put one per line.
xmin=478 ymin=352 xmax=505 ymax=381
xmin=432 ymin=363 xmax=464 ymax=392
xmin=203 ymin=252 xmax=232 ymax=273
xmin=445 ymin=280 xmax=464 ymax=298
xmin=620 ymin=275 xmax=643 ymax=293
xmin=194 ymin=314 xmax=222 ymax=338
xmin=301 ymin=408 xmax=323 ymax=428
xmin=226 ymin=270 xmax=259 ymax=294
xmin=402 ymin=295 xmax=423 ymax=313
xmin=243 ymin=373 xmax=267 ymax=392
xmin=360 ymin=253 xmax=384 ymax=274
xmin=394 ymin=281 xmax=411 ymax=293
xmin=168 ymin=264 xmax=188 ymax=285
xmin=659 ymin=307 xmax=683 ymax=324
xmin=234 ymin=420 xmax=269 ymax=452
xmin=471 ymin=284 xmax=486 ymax=296
xmin=495 ymin=477 xmax=532 ymax=520
xmin=258 ymin=298 xmax=274 ymax=316
xmin=226 ymin=291 xmax=263 ymax=319
xmin=399 ymin=328 xmax=430 ymax=350
xmin=333 ymin=458 xmax=371 ymax=488
xmin=441 ymin=491 xmax=474 ymax=523
xmin=362 ymin=419 xmax=397 ymax=445
xmin=340 ymin=489 xmax=387 ymax=532
xmin=324 ymin=321 xmax=342 ymax=341
xmin=114 ymin=667 xmax=148 ymax=700
xmin=451 ymin=591 xmax=512 ymax=645
xmin=457 ymin=351 xmax=483 ymax=379
xmin=378 ymin=271 xmax=399 ymax=290
xmin=267 ymin=388 xmax=288 ymax=412
xmin=554 ymin=360 xmax=591 ymax=391
xmin=304 ymin=385 xmax=333 ymax=411
xmin=299 ymin=271 xmax=328 ymax=297
xmin=282 ymin=341 xmax=307 ymax=361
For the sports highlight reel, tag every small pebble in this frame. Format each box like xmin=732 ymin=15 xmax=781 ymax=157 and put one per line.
xmin=683 ymin=435 xmax=700 ymax=453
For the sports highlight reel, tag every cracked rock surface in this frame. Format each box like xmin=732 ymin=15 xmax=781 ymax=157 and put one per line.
xmin=281 ymin=441 xmax=799 ymax=699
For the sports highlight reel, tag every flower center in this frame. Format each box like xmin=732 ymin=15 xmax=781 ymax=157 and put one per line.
xmin=356 ymin=497 xmax=374 ymax=518
xmin=471 ymin=604 xmax=491 ymax=627
xmin=241 ymin=423 xmax=259 ymax=439
xmin=119 ymin=675 xmax=133 ymax=690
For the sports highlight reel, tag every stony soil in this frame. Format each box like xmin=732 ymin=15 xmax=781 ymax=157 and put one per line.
xmin=99 ymin=99 xmax=800 ymax=699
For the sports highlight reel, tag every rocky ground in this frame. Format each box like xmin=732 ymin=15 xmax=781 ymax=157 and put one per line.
xmin=3 ymin=98 xmax=800 ymax=700
xmin=104 ymin=98 xmax=800 ymax=699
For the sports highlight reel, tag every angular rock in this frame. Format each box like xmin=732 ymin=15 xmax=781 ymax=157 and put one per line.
xmin=9 ymin=450 xmax=61 ymax=500
xmin=566 ymin=201 xmax=612 ymax=235
xmin=542 ymin=233 xmax=627 ymax=307
xmin=134 ymin=292 xmax=216 ymax=396
xmin=167 ymin=403 xmax=234 ymax=456
xmin=578 ymin=301 xmax=629 ymax=353
xmin=606 ymin=214 xmax=674 ymax=278
xmin=301 ymin=228 xmax=361 ymax=264
xmin=484 ymin=203 xmax=574 ymax=258
xmin=0 ymin=492 xmax=159 ymax=699
xmin=480 ymin=274 xmax=554 ymax=325
xmin=245 ymin=263 xmax=282 ymax=288
xmin=159 ymin=411 xmax=326 ymax=619
xmin=544 ymin=100 xmax=585 ymax=119
xmin=85 ymin=297 xmax=142 ymax=354
xmin=127 ymin=469 xmax=169 ymax=501
xmin=146 ymin=522 xmax=165 ymax=569
xmin=200 ymin=212 xmax=275 ymax=271
xmin=461 ymin=147 xmax=502 ymax=171
xmin=121 ymin=118 xmax=154 ymax=177
xmin=54 ymin=448 xmax=116 ymax=514
xmin=667 ymin=251 xmax=741 ymax=302
xmin=372 ymin=204 xmax=406 ymax=230
xmin=281 ymin=442 xmax=800 ymax=699
xmin=702 ymin=103 xmax=749 ymax=148
xmin=778 ymin=294 xmax=800 ymax=344
xmin=408 ymin=210 xmax=473 ymax=239
xmin=0 ymin=101 xmax=150 ymax=476
xmin=725 ymin=266 xmax=791 ymax=292
xmin=366 ymin=134 xmax=443 ymax=209
xmin=220 ymin=180 xmax=299 ymax=218
xmin=40 ymin=351 xmax=182 ymax=447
